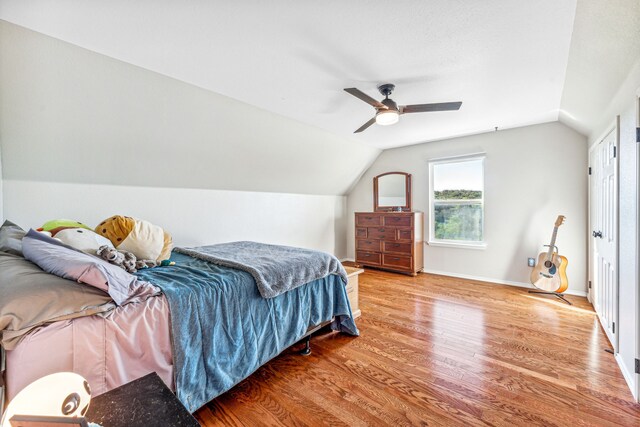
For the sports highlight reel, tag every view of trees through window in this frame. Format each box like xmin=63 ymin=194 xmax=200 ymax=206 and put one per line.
xmin=431 ymin=158 xmax=484 ymax=242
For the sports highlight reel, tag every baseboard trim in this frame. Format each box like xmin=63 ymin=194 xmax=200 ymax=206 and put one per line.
xmin=422 ymin=269 xmax=588 ymax=297
xmin=339 ymin=261 xmax=588 ymax=297
xmin=615 ymin=353 xmax=638 ymax=401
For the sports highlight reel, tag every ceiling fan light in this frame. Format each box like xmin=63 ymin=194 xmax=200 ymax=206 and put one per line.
xmin=375 ymin=110 xmax=399 ymax=126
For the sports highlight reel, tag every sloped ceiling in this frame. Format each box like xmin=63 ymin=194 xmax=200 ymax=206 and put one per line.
xmin=0 ymin=1 xmax=638 ymax=149
xmin=0 ymin=21 xmax=380 ymax=196
xmin=559 ymin=0 xmax=640 ymax=137
xmin=0 ymin=0 xmax=581 ymax=150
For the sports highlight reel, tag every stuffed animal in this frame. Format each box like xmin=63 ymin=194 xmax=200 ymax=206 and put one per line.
xmin=96 ymin=245 xmax=164 ymax=273
xmin=122 ymin=250 xmax=138 ymax=273
xmin=97 ymin=245 xmax=130 ymax=272
xmin=97 ymin=245 xmax=139 ymax=273
xmin=95 ymin=216 xmax=173 ymax=262
xmin=55 ymin=228 xmax=114 ymax=255
xmin=136 ymin=259 xmax=160 ymax=269
xmin=37 ymin=219 xmax=91 ymax=237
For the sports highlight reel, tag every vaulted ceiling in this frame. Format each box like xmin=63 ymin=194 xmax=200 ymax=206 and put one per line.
xmin=0 ymin=0 xmax=639 ymax=149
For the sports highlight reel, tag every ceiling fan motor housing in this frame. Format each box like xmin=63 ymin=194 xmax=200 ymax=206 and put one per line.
xmin=377 ymin=83 xmax=395 ymax=98
xmin=381 ymin=98 xmax=398 ymax=111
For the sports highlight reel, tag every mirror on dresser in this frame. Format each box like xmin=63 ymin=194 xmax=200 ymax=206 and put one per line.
xmin=373 ymin=172 xmax=412 ymax=212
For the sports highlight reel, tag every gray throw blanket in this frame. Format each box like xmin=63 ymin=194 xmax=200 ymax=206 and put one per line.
xmin=175 ymin=241 xmax=347 ymax=298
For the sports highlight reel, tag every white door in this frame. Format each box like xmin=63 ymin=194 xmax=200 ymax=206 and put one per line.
xmin=589 ymin=127 xmax=619 ymax=350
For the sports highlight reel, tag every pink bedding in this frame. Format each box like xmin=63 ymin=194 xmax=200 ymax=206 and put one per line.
xmin=5 ymin=294 xmax=173 ymax=400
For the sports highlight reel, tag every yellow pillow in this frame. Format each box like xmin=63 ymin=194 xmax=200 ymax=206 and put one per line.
xmin=95 ymin=216 xmax=172 ymax=262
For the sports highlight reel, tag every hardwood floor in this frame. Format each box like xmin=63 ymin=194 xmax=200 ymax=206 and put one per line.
xmin=195 ymin=268 xmax=640 ymax=426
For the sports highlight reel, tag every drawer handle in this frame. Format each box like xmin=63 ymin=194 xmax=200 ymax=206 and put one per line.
xmin=378 ymin=228 xmax=385 ymax=232
xmin=392 ymin=244 xmax=400 ymax=247
xmin=365 ymin=216 xmax=373 ymax=220
xmin=392 ymin=257 xmax=400 ymax=261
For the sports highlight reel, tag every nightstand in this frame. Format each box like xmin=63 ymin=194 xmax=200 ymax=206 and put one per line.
xmin=344 ymin=266 xmax=363 ymax=318
xmin=86 ymin=373 xmax=198 ymax=427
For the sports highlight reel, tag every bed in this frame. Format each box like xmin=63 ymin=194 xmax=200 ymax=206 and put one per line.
xmin=0 ymin=222 xmax=358 ymax=414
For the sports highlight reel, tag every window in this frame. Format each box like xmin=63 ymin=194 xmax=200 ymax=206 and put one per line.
xmin=428 ymin=155 xmax=485 ymax=248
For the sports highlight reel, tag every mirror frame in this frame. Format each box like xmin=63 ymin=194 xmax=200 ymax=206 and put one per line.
xmin=373 ymin=171 xmax=412 ymax=212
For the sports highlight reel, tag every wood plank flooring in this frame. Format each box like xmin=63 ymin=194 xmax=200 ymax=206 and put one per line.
xmin=195 ymin=268 xmax=640 ymax=426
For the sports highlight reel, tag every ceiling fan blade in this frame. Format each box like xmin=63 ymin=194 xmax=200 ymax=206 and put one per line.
xmin=344 ymin=88 xmax=387 ymax=109
xmin=354 ymin=117 xmax=376 ymax=133
xmin=401 ymin=101 xmax=462 ymax=114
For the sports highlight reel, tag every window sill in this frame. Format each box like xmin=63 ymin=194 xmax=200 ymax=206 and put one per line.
xmin=427 ymin=240 xmax=487 ymax=250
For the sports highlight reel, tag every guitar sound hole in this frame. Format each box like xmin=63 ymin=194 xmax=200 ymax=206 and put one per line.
xmin=544 ymin=260 xmax=553 ymax=268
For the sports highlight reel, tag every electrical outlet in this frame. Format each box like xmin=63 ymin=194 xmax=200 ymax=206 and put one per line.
xmin=527 ymin=257 xmax=536 ymax=267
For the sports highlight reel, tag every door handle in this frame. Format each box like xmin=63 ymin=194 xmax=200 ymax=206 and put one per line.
xmin=592 ymin=231 xmax=603 ymax=238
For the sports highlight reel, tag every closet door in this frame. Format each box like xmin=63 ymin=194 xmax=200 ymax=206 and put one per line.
xmin=590 ymin=125 xmax=619 ymax=350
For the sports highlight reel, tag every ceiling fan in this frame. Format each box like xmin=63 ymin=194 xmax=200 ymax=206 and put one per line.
xmin=343 ymin=84 xmax=462 ymax=133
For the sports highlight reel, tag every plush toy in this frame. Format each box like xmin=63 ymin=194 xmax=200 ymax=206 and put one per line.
xmin=97 ymin=245 xmax=127 ymax=271
xmin=37 ymin=219 xmax=91 ymax=237
xmin=122 ymin=251 xmax=137 ymax=273
xmin=96 ymin=245 xmax=166 ymax=273
xmin=97 ymin=245 xmax=138 ymax=273
xmin=136 ymin=259 xmax=160 ymax=269
xmin=55 ymin=228 xmax=114 ymax=255
xmin=95 ymin=216 xmax=173 ymax=262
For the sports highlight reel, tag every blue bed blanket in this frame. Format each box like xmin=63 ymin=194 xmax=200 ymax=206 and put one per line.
xmin=135 ymin=252 xmax=359 ymax=413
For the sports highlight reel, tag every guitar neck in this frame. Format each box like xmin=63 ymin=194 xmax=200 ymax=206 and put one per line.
xmin=546 ymin=227 xmax=559 ymax=260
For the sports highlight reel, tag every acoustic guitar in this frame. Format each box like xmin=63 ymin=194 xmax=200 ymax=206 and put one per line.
xmin=530 ymin=215 xmax=568 ymax=293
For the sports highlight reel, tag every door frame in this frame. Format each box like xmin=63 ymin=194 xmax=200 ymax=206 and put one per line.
xmin=587 ymin=117 xmax=620 ymax=352
xmin=635 ymin=90 xmax=640 ymax=402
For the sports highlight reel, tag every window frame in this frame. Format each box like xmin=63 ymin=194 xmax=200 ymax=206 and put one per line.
xmin=428 ymin=153 xmax=487 ymax=249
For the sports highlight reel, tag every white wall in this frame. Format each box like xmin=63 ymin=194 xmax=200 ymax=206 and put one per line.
xmin=588 ymin=58 xmax=640 ymax=400
xmin=3 ymin=180 xmax=348 ymax=257
xmin=0 ymin=148 xmax=3 ymax=221
xmin=0 ymin=21 xmax=380 ymax=196
xmin=347 ymin=121 xmax=588 ymax=295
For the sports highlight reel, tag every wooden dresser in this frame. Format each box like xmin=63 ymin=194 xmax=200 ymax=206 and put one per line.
xmin=355 ymin=212 xmax=424 ymax=276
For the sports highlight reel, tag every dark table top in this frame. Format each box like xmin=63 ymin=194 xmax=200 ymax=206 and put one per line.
xmin=86 ymin=373 xmax=199 ymax=427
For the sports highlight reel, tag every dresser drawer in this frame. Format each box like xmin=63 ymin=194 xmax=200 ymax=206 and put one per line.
xmin=356 ymin=239 xmax=382 ymax=252
xmin=382 ymin=254 xmax=412 ymax=270
xmin=356 ymin=214 xmax=381 ymax=227
xmin=383 ymin=215 xmax=412 ymax=227
xmin=367 ymin=227 xmax=396 ymax=240
xmin=383 ymin=241 xmax=412 ymax=254
xmin=397 ymin=229 xmax=413 ymax=241
xmin=356 ymin=251 xmax=381 ymax=265
xmin=356 ymin=228 xmax=368 ymax=238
